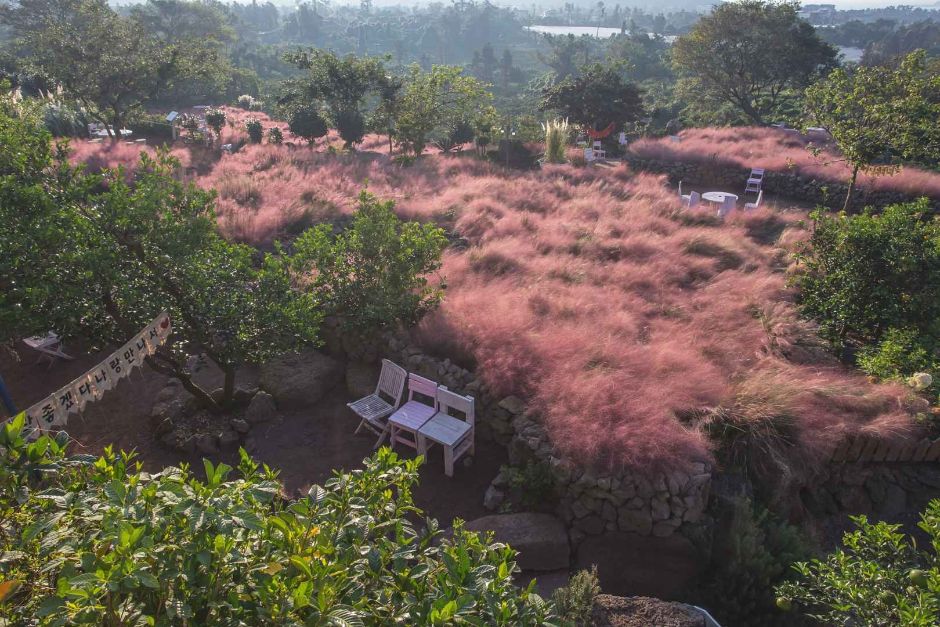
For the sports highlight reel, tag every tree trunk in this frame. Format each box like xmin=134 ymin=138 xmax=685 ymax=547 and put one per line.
xmin=145 ymin=352 xmax=222 ymax=413
xmin=843 ymin=165 xmax=860 ymax=212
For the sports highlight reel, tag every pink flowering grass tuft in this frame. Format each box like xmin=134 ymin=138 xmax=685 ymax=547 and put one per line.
xmin=630 ymin=126 xmax=940 ymax=199
xmin=71 ymin=125 xmax=925 ymax=471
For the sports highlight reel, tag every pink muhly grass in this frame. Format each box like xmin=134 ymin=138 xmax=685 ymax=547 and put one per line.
xmin=630 ymin=126 xmax=940 ymax=199
xmin=71 ymin=123 xmax=926 ymax=472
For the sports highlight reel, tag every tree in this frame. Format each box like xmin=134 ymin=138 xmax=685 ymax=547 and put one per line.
xmin=539 ymin=62 xmax=644 ymax=132
xmin=794 ymin=200 xmax=940 ymax=351
xmin=672 ymin=0 xmax=836 ymax=125
xmin=244 ymin=116 xmax=263 ymax=143
xmin=287 ymin=106 xmax=328 ymax=146
xmin=0 ymin=0 xmax=225 ymax=138
xmin=0 ymin=417 xmax=557 ymax=624
xmin=539 ymin=33 xmax=593 ymax=82
xmin=775 ymin=499 xmax=940 ymax=626
xmin=394 ymin=64 xmax=493 ymax=157
xmin=204 ymin=107 xmax=226 ymax=138
xmin=293 ymin=190 xmax=447 ymax=336
xmin=0 ymin=109 xmax=320 ymax=411
xmin=804 ymin=51 xmax=940 ymax=211
xmin=281 ymin=50 xmax=389 ymax=148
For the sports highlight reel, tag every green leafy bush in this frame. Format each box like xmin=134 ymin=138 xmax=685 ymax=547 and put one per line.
xmin=552 ymin=566 xmax=601 ymax=626
xmin=267 ymin=126 xmax=283 ymax=144
xmin=293 ymin=189 xmax=447 ymax=335
xmin=0 ymin=415 xmax=556 ymax=624
xmin=794 ymin=201 xmax=940 ymax=351
xmin=858 ymin=327 xmax=939 ymax=400
xmin=236 ymin=94 xmax=254 ymax=110
xmin=288 ymin=107 xmax=328 ymax=145
xmin=776 ymin=500 xmax=940 ymax=626
xmin=204 ymin=108 xmax=226 ymax=137
xmin=501 ymin=460 xmax=558 ymax=511
xmin=694 ymin=497 xmax=809 ymax=626
xmin=244 ymin=116 xmax=263 ymax=143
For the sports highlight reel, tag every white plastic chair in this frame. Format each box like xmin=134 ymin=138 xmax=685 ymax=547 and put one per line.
xmin=679 ymin=180 xmax=691 ymax=205
xmin=417 ymin=386 xmax=475 ymax=477
xmin=592 ymin=140 xmax=606 ymax=159
xmin=744 ymin=189 xmax=763 ymax=210
xmin=745 ymin=168 xmax=765 ymax=194
xmin=349 ymin=359 xmax=407 ymax=447
xmin=387 ymin=373 xmax=439 ymax=451
xmin=685 ymin=191 xmax=701 ymax=209
xmin=584 ymin=148 xmax=595 ymax=163
xmin=717 ymin=194 xmax=737 ymax=219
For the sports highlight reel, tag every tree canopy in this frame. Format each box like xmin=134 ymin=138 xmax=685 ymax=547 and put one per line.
xmin=804 ymin=51 xmax=940 ymax=210
xmin=672 ymin=0 xmax=837 ymax=125
xmin=0 ymin=0 xmax=227 ymax=136
xmin=538 ymin=62 xmax=645 ymax=132
xmin=0 ymin=106 xmax=320 ymax=410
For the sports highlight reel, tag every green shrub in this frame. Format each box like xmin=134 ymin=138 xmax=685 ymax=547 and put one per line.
xmin=858 ymin=327 xmax=939 ymax=399
xmin=501 ymin=459 xmax=558 ymax=511
xmin=244 ymin=116 xmax=263 ymax=143
xmin=249 ymin=99 xmax=264 ymax=112
xmin=288 ymin=107 xmax=328 ymax=145
xmin=204 ymin=108 xmax=226 ymax=137
xmin=236 ymin=94 xmax=254 ymax=110
xmin=41 ymin=101 xmax=86 ymax=137
xmin=335 ymin=108 xmax=366 ymax=147
xmin=267 ymin=126 xmax=283 ymax=144
xmin=127 ymin=112 xmax=174 ymax=140
xmin=794 ymin=201 xmax=940 ymax=351
xmin=543 ymin=118 xmax=570 ymax=164
xmin=693 ymin=497 xmax=809 ymax=626
xmin=0 ymin=415 xmax=556 ymax=624
xmin=552 ymin=566 xmax=601 ymax=626
xmin=776 ymin=500 xmax=940 ymax=626
xmin=292 ymin=189 xmax=447 ymax=335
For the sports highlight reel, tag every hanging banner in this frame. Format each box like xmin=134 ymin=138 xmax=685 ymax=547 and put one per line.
xmin=10 ymin=312 xmax=172 ymax=437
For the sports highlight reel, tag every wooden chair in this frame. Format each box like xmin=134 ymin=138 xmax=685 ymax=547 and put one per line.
xmin=387 ymin=373 xmax=438 ymax=451
xmin=348 ymin=359 xmax=407 ymax=448
xmin=418 ymin=387 xmax=475 ymax=477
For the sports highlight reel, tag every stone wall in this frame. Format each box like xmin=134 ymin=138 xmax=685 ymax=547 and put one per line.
xmin=380 ymin=335 xmax=713 ymax=542
xmin=626 ymin=156 xmax=932 ymax=212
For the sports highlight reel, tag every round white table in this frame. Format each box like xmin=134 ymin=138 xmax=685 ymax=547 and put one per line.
xmin=702 ymin=192 xmax=738 ymax=204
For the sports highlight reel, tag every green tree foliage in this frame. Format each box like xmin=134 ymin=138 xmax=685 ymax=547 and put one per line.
xmin=672 ymin=0 xmax=837 ymax=126
xmin=538 ymin=34 xmax=595 ymax=82
xmin=204 ymin=107 xmax=226 ymax=138
xmin=395 ymin=64 xmax=494 ymax=157
xmin=267 ymin=125 xmax=283 ymax=144
xmin=0 ymin=0 xmax=226 ymax=137
xmin=282 ymin=49 xmax=391 ymax=148
xmin=794 ymin=200 xmax=940 ymax=352
xmin=539 ymin=62 xmax=644 ymax=132
xmin=804 ymin=51 xmax=940 ymax=211
xmin=858 ymin=328 xmax=940 ymax=400
xmin=0 ymin=108 xmax=320 ymax=411
xmin=776 ymin=499 xmax=940 ymax=626
xmin=244 ymin=115 xmax=263 ymax=143
xmin=293 ymin=189 xmax=447 ymax=336
xmin=287 ymin=106 xmax=328 ymax=146
xmin=0 ymin=416 xmax=556 ymax=624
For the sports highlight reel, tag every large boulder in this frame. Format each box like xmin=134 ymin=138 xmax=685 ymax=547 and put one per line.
xmin=259 ymin=350 xmax=343 ymax=409
xmin=464 ymin=513 xmax=569 ymax=571
xmin=346 ymin=361 xmax=380 ymax=400
xmin=591 ymin=595 xmax=705 ymax=627
xmin=244 ymin=391 xmax=278 ymax=424
xmin=575 ymin=532 xmax=699 ymax=600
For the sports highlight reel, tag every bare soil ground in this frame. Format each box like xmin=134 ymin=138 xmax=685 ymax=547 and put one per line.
xmin=0 ymin=342 xmax=504 ymax=526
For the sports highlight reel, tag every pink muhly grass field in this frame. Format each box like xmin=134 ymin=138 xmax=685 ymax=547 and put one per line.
xmin=72 ymin=127 xmax=925 ymax=472
xmin=630 ymin=127 xmax=940 ymax=199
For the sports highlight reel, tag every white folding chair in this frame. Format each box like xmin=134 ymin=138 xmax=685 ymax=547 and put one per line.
xmin=686 ymin=191 xmax=701 ymax=209
xmin=387 ymin=373 xmax=439 ymax=451
xmin=584 ymin=148 xmax=595 ymax=163
xmin=592 ymin=140 xmax=606 ymax=159
xmin=348 ymin=359 xmax=407 ymax=447
xmin=717 ymin=195 xmax=737 ymax=219
xmin=679 ymin=180 xmax=691 ymax=205
xmin=22 ymin=332 xmax=73 ymax=368
xmin=744 ymin=189 xmax=763 ymax=210
xmin=418 ymin=386 xmax=475 ymax=477
xmin=745 ymin=168 xmax=765 ymax=194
